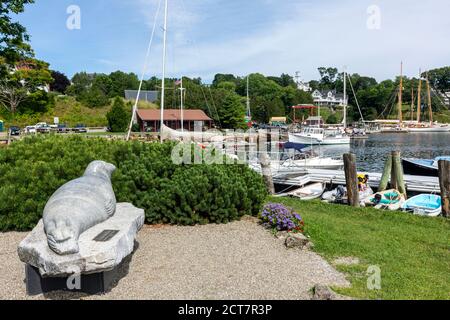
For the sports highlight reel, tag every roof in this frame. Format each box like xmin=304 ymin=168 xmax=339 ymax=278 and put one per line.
xmin=270 ymin=117 xmax=287 ymax=122
xmin=137 ymin=109 xmax=212 ymax=121
xmin=306 ymin=116 xmax=323 ymax=121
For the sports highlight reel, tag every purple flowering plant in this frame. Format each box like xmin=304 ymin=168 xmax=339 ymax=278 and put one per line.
xmin=260 ymin=203 xmax=305 ymax=234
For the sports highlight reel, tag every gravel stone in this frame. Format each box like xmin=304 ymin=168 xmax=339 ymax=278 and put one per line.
xmin=0 ymin=219 xmax=349 ymax=300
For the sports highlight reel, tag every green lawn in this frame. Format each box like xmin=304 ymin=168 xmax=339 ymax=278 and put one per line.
xmin=268 ymin=197 xmax=450 ymax=300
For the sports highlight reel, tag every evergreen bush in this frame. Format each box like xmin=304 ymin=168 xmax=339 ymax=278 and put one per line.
xmin=0 ymin=136 xmax=266 ymax=231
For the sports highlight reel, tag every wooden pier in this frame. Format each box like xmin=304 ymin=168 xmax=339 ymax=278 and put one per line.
xmin=272 ymin=168 xmax=441 ymax=194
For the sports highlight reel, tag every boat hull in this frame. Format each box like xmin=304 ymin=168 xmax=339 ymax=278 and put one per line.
xmin=288 ymin=133 xmax=350 ymax=145
xmin=402 ymin=159 xmax=437 ymax=177
xmin=408 ymin=127 xmax=450 ymax=132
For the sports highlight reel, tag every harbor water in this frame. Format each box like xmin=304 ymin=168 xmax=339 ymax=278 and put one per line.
xmin=310 ymin=133 xmax=450 ymax=172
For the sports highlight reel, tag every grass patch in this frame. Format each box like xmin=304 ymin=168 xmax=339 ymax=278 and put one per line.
xmin=268 ymin=197 xmax=450 ymax=300
xmin=0 ymin=96 xmax=159 ymax=129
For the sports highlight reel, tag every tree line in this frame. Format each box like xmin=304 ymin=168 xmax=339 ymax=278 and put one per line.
xmin=1 ymin=0 xmax=449 ymax=130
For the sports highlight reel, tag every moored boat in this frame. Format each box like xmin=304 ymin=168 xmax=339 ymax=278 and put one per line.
xmin=401 ymin=194 xmax=442 ymax=217
xmin=402 ymin=156 xmax=450 ymax=177
xmin=287 ymin=182 xmax=325 ymax=200
xmin=364 ymin=189 xmax=406 ymax=211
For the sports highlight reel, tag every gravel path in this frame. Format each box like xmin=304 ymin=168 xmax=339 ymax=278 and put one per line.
xmin=0 ymin=217 xmax=349 ymax=300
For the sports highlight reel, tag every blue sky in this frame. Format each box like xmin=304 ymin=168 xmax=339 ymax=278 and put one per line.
xmin=15 ymin=0 xmax=450 ymax=83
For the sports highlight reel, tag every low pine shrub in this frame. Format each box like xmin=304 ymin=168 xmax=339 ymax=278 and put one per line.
xmin=0 ymin=135 xmax=266 ymax=231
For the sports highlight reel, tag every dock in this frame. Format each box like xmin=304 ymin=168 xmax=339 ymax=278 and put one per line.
xmin=271 ymin=168 xmax=441 ymax=194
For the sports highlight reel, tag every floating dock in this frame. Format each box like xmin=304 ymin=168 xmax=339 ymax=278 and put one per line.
xmin=271 ymin=169 xmax=441 ymax=194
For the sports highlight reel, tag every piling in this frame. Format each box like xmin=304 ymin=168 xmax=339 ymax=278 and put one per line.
xmin=438 ymin=160 xmax=450 ymax=218
xmin=259 ymin=153 xmax=275 ymax=195
xmin=343 ymin=153 xmax=360 ymax=207
xmin=379 ymin=154 xmax=392 ymax=192
xmin=391 ymin=151 xmax=407 ymax=197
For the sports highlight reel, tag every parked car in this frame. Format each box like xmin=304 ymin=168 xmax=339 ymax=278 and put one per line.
xmin=36 ymin=123 xmax=51 ymax=134
xmin=57 ymin=124 xmax=68 ymax=133
xmin=9 ymin=126 xmax=21 ymax=136
xmin=25 ymin=126 xmax=37 ymax=134
xmin=74 ymin=124 xmax=87 ymax=133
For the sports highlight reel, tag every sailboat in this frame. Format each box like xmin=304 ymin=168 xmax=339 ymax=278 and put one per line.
xmin=381 ymin=63 xmax=409 ymax=133
xmin=407 ymin=70 xmax=450 ymax=133
xmin=289 ymin=70 xmax=350 ymax=145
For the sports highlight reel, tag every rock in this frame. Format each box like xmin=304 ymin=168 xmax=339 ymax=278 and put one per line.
xmin=333 ymin=256 xmax=360 ymax=266
xmin=311 ymin=284 xmax=336 ymax=300
xmin=275 ymin=231 xmax=289 ymax=240
xmin=285 ymin=232 xmax=310 ymax=249
xmin=18 ymin=203 xmax=145 ymax=277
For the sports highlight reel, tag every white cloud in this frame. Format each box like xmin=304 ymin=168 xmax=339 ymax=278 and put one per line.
xmin=118 ymin=0 xmax=450 ymax=82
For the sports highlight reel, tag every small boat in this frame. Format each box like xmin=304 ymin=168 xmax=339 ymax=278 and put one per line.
xmin=365 ymin=189 xmax=405 ymax=211
xmin=402 ymin=156 xmax=450 ymax=177
xmin=289 ymin=127 xmax=350 ymax=145
xmin=287 ymin=182 xmax=325 ymax=200
xmin=401 ymin=194 xmax=442 ymax=217
xmin=322 ymin=174 xmax=374 ymax=205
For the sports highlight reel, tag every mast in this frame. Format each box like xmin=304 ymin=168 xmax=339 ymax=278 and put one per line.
xmin=410 ymin=87 xmax=414 ymax=121
xmin=417 ymin=69 xmax=422 ymax=123
xmin=426 ymin=72 xmax=433 ymax=125
xmin=398 ymin=62 xmax=403 ymax=126
xmin=160 ymin=0 xmax=168 ymax=142
xmin=246 ymin=75 xmax=251 ymax=120
xmin=343 ymin=69 xmax=347 ymax=130
xmin=179 ymin=76 xmax=185 ymax=132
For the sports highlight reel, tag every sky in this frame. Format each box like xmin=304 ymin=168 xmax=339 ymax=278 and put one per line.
xmin=13 ymin=0 xmax=450 ymax=83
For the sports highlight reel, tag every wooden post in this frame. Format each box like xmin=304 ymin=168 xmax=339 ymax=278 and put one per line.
xmin=438 ymin=160 xmax=450 ymax=218
xmin=343 ymin=153 xmax=360 ymax=207
xmin=379 ymin=154 xmax=392 ymax=192
xmin=391 ymin=151 xmax=407 ymax=197
xmin=259 ymin=153 xmax=275 ymax=195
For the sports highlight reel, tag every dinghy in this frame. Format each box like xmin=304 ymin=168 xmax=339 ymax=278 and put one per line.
xmin=322 ymin=185 xmax=374 ymax=205
xmin=401 ymin=194 xmax=442 ymax=217
xmin=287 ymin=182 xmax=325 ymax=200
xmin=402 ymin=156 xmax=450 ymax=177
xmin=365 ymin=189 xmax=405 ymax=211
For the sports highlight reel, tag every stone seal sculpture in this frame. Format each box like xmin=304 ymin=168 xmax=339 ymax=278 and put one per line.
xmin=43 ymin=160 xmax=117 ymax=255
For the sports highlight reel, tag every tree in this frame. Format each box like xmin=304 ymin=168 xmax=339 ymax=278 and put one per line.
xmin=212 ymin=74 xmax=237 ymax=88
xmin=215 ymin=90 xmax=246 ymax=129
xmin=217 ymin=81 xmax=237 ymax=92
xmin=50 ymin=70 xmax=71 ymax=93
xmin=318 ymin=67 xmax=338 ymax=89
xmin=326 ymin=114 xmax=338 ymax=124
xmin=0 ymin=0 xmax=35 ymax=64
xmin=0 ymin=80 xmax=28 ymax=114
xmin=425 ymin=67 xmax=450 ymax=92
xmin=107 ymin=98 xmax=129 ymax=132
xmin=108 ymin=71 xmax=139 ymax=98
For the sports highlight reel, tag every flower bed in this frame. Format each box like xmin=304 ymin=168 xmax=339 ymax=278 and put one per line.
xmin=260 ymin=203 xmax=304 ymax=234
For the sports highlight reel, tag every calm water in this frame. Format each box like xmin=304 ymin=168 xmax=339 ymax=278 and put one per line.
xmin=311 ymin=133 xmax=450 ymax=172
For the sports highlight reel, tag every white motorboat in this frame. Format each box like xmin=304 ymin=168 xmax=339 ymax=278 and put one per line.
xmin=248 ymin=147 xmax=344 ymax=176
xmin=289 ymin=127 xmax=350 ymax=145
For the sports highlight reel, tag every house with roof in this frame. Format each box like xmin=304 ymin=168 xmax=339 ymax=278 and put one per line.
xmin=312 ymin=90 xmax=347 ymax=107
xmin=136 ymin=109 xmax=214 ymax=132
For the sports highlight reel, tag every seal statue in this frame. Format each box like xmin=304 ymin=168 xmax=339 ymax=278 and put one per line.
xmin=43 ymin=161 xmax=117 ymax=255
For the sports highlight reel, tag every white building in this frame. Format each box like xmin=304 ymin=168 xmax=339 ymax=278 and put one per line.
xmin=297 ymin=81 xmax=311 ymax=92
xmin=312 ymin=90 xmax=347 ymax=107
